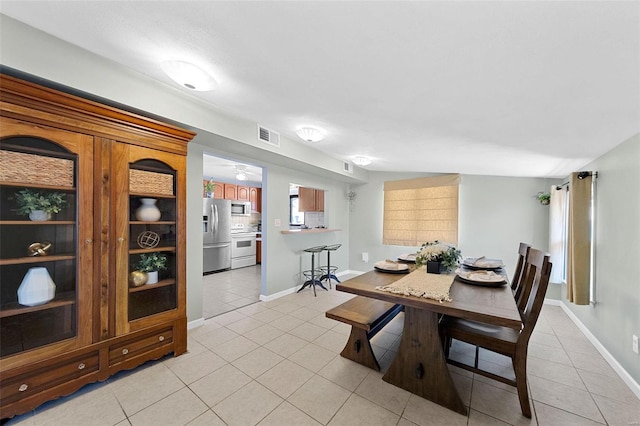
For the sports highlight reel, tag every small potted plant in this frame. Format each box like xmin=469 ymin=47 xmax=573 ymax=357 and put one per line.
xmin=204 ymin=180 xmax=216 ymax=198
xmin=537 ymin=192 xmax=551 ymax=205
xmin=13 ymin=189 xmax=67 ymax=221
xmin=415 ymin=241 xmax=461 ymax=274
xmin=134 ymin=253 xmax=168 ymax=284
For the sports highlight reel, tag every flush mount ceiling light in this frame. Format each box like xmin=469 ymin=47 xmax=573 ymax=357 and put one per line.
xmin=353 ymin=156 xmax=372 ymax=166
xmin=296 ymin=127 xmax=325 ymax=143
xmin=235 ymin=165 xmax=248 ymax=181
xmin=160 ymin=60 xmax=217 ymax=91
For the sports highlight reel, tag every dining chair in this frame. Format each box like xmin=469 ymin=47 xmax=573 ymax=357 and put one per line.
xmin=439 ymin=248 xmax=552 ymax=418
xmin=512 ymin=242 xmax=531 ymax=311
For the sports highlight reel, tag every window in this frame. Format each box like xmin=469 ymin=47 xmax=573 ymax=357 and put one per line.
xmin=549 ymin=172 xmax=596 ymax=305
xmin=290 ymin=195 xmax=304 ymax=225
xmin=383 ymin=174 xmax=459 ymax=246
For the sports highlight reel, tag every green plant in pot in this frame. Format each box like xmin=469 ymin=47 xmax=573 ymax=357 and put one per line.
xmin=134 ymin=253 xmax=168 ymax=284
xmin=204 ymin=180 xmax=216 ymax=197
xmin=13 ymin=189 xmax=68 ymax=221
xmin=537 ymin=192 xmax=551 ymax=205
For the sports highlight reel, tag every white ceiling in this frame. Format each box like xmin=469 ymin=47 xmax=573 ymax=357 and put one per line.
xmin=203 ymin=154 xmax=262 ymax=185
xmin=2 ymin=1 xmax=638 ymax=178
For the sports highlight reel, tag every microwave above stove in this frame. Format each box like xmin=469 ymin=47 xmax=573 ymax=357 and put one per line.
xmin=231 ymin=201 xmax=251 ymax=216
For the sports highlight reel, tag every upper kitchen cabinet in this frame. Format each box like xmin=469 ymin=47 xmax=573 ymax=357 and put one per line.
xmin=223 ymin=183 xmax=237 ymax=200
xmin=249 ymin=187 xmax=261 ymax=213
xmin=236 ymin=185 xmax=250 ymax=201
xmin=298 ymin=187 xmax=324 ymax=212
xmin=0 ymin=73 xmax=195 ymax=418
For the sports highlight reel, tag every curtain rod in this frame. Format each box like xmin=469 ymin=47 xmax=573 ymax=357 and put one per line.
xmin=556 ymin=170 xmax=598 ymax=190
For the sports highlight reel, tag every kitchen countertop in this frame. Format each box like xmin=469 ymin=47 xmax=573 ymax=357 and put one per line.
xmin=280 ymin=228 xmax=341 ymax=234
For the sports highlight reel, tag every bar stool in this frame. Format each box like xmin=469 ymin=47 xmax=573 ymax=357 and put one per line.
xmin=298 ymin=245 xmax=327 ymax=297
xmin=319 ymin=244 xmax=342 ymax=288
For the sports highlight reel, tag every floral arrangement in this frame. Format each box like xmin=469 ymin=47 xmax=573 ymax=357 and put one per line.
xmin=13 ymin=189 xmax=67 ymax=215
xmin=414 ymin=241 xmax=461 ymax=271
xmin=135 ymin=253 xmax=168 ymax=272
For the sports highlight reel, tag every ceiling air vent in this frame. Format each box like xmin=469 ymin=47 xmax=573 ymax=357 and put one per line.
xmin=257 ymin=125 xmax=280 ymax=148
xmin=343 ymin=161 xmax=354 ymax=174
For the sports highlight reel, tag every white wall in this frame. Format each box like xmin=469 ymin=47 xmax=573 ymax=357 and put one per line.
xmin=559 ymin=134 xmax=640 ymax=383
xmin=348 ymin=171 xmax=556 ymax=279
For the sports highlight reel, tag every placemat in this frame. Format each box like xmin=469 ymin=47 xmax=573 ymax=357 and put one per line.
xmin=375 ymin=266 xmax=454 ymax=302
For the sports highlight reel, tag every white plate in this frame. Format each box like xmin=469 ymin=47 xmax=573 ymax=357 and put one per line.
xmin=455 ymin=268 xmax=506 ymax=284
xmin=374 ymin=260 xmax=410 ymax=272
xmin=397 ymin=253 xmax=417 ymax=262
xmin=462 ymin=257 xmax=504 ymax=270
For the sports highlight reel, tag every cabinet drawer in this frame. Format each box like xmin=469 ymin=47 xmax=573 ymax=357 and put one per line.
xmin=109 ymin=328 xmax=173 ymax=365
xmin=0 ymin=351 xmax=99 ymax=404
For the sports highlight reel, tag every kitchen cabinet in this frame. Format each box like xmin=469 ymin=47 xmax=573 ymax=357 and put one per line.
xmin=237 ymin=185 xmax=249 ymax=201
xmin=256 ymin=233 xmax=262 ymax=264
xmin=250 ymin=187 xmax=261 ymax=212
xmin=0 ymin=74 xmax=194 ymax=418
xmin=212 ymin=181 xmax=224 ymax=199
xmin=298 ymin=187 xmax=324 ymax=212
xmin=224 ymin=184 xmax=237 ymax=200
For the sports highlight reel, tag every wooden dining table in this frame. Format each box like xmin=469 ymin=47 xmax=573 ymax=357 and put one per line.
xmin=335 ymin=268 xmax=522 ymax=415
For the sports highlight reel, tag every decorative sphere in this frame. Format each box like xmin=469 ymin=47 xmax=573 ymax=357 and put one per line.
xmin=137 ymin=231 xmax=160 ymax=249
xmin=129 ymin=270 xmax=148 ymax=287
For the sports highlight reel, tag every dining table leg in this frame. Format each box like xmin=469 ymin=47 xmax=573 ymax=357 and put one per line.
xmin=382 ymin=306 xmax=467 ymax=415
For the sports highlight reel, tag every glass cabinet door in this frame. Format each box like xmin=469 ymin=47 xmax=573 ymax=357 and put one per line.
xmin=112 ymin=143 xmax=185 ymax=334
xmin=0 ymin=118 xmax=93 ymax=360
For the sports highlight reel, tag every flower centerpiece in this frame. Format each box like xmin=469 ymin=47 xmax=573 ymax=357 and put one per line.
xmin=12 ymin=189 xmax=67 ymax=221
xmin=414 ymin=241 xmax=461 ymax=274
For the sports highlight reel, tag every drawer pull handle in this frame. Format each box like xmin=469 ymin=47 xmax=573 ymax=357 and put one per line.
xmin=78 ymin=363 xmax=86 ymax=370
xmin=19 ymin=384 xmax=28 ymax=392
xmin=122 ymin=348 xmax=129 ymax=355
xmin=158 ymin=336 xmax=165 ymax=342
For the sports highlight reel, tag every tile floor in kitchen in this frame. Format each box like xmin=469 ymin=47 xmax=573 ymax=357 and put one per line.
xmin=202 ymin=265 xmax=262 ymax=319
xmin=4 ymin=277 xmax=640 ymax=425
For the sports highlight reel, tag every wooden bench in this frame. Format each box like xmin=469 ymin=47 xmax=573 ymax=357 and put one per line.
xmin=326 ymin=296 xmax=403 ymax=371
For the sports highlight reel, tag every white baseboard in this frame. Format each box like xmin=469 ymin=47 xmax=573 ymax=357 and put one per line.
xmin=187 ymin=318 xmax=205 ymax=330
xmin=545 ymin=299 xmax=640 ymax=400
xmin=256 ymin=270 xmax=366 ymax=303
xmin=259 ymin=286 xmax=297 ymax=302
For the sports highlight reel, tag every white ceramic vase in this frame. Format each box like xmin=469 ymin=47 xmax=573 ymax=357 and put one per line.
xmin=29 ymin=210 xmax=51 ymax=221
xmin=18 ymin=267 xmax=56 ymax=306
xmin=135 ymin=198 xmax=161 ymax=221
xmin=146 ymin=270 xmax=159 ymax=284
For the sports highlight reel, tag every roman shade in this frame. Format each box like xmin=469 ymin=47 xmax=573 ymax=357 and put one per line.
xmin=383 ymin=174 xmax=459 ymax=246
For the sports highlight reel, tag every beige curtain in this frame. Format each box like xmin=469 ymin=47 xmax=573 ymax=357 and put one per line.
xmin=383 ymin=174 xmax=459 ymax=246
xmin=566 ymin=172 xmax=592 ymax=305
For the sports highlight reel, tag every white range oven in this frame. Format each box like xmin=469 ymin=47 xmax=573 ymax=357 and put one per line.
xmin=230 ymin=224 xmax=257 ymax=269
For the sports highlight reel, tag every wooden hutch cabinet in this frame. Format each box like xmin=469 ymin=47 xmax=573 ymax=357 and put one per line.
xmin=0 ymin=74 xmax=195 ymax=418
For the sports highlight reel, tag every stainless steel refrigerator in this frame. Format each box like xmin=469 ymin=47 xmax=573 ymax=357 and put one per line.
xmin=203 ymin=198 xmax=231 ymax=273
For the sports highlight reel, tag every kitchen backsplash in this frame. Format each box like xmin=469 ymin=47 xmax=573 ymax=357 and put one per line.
xmin=231 ymin=213 xmax=261 ymax=227
xmin=304 ymin=212 xmax=324 ymax=228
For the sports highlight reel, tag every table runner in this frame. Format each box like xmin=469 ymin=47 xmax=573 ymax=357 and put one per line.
xmin=375 ymin=266 xmax=453 ymax=302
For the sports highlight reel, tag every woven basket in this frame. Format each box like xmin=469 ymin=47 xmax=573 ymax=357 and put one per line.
xmin=0 ymin=150 xmax=74 ymax=187
xmin=129 ymin=169 xmax=174 ymax=196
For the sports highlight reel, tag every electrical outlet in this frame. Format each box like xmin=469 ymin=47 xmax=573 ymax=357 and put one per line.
xmin=633 ymin=335 xmax=638 ymax=354
xmin=274 ymin=219 xmax=281 ymax=227
xmin=362 ymin=252 xmax=369 ymax=263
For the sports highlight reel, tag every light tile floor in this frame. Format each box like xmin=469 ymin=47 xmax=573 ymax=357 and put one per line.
xmin=5 ymin=276 xmax=640 ymax=425
xmin=203 ymin=265 xmax=262 ymax=318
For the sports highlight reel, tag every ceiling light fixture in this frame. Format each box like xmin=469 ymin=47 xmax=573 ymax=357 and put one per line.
xmin=353 ymin=156 xmax=372 ymax=166
xmin=235 ymin=165 xmax=248 ymax=181
xmin=161 ymin=60 xmax=217 ymax=91
xmin=296 ymin=127 xmax=325 ymax=143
